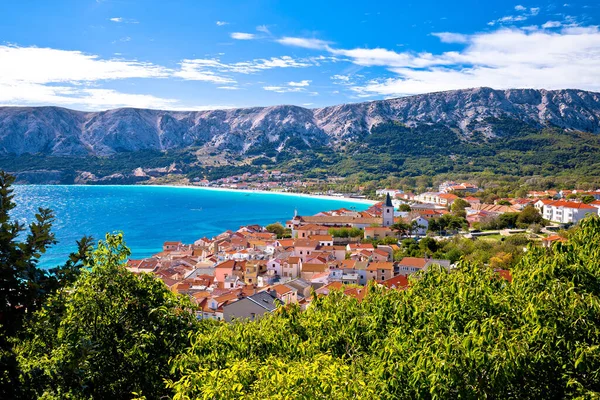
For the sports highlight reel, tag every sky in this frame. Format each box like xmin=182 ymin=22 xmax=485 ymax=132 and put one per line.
xmin=1 ymin=0 xmax=600 ymax=111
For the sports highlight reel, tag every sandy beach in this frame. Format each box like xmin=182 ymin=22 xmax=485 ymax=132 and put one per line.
xmin=142 ymin=184 xmax=379 ymax=206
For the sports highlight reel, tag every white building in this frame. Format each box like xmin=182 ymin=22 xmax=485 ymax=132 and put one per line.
xmin=541 ymin=201 xmax=599 ymax=224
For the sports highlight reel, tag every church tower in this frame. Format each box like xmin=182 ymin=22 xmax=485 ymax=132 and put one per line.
xmin=382 ymin=193 xmax=394 ymax=227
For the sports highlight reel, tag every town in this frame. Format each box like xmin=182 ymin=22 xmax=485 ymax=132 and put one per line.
xmin=126 ymin=181 xmax=600 ymax=322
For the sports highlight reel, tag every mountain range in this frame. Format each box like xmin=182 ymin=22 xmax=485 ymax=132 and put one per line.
xmin=2 ymin=87 xmax=600 ymax=157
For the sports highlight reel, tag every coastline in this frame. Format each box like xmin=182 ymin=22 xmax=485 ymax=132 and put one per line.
xmin=143 ymin=184 xmax=379 ymax=206
xmin=17 ymin=183 xmax=378 ymax=206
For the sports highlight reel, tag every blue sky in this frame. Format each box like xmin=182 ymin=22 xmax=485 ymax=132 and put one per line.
xmin=0 ymin=0 xmax=599 ymax=110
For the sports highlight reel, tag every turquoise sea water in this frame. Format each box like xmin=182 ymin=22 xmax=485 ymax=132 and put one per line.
xmin=12 ymin=185 xmax=370 ymax=267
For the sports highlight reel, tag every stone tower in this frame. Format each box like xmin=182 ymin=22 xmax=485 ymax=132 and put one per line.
xmin=382 ymin=193 xmax=394 ymax=227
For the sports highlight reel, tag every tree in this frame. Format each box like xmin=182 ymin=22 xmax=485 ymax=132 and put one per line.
xmin=266 ymin=223 xmax=285 ymax=238
xmin=16 ymin=233 xmax=200 ymax=400
xmin=516 ymin=205 xmax=543 ymax=227
xmin=391 ymin=221 xmax=411 ymax=238
xmin=398 ymin=204 xmax=411 ymax=212
xmin=450 ymin=198 xmax=470 ymax=213
xmin=0 ymin=172 xmax=91 ymax=398
xmin=496 ymin=199 xmax=512 ymax=206
xmin=168 ymin=216 xmax=600 ymax=399
xmin=581 ymin=195 xmax=596 ymax=204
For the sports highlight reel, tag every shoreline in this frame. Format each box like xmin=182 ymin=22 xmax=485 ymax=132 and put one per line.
xmin=144 ymin=184 xmax=379 ymax=206
xmin=17 ymin=183 xmax=378 ymax=206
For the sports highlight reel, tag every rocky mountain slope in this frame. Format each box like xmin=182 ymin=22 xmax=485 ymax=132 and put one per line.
xmin=1 ymin=87 xmax=600 ymax=157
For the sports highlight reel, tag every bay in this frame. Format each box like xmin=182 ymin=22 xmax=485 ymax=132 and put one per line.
xmin=12 ymin=185 xmax=371 ymax=267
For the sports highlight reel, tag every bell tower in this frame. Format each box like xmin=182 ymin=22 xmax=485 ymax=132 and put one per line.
xmin=382 ymin=193 xmax=394 ymax=227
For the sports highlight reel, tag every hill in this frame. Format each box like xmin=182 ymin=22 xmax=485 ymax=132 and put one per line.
xmin=2 ymin=87 xmax=600 ymax=184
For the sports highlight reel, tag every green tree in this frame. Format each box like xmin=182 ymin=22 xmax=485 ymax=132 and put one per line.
xmin=266 ymin=223 xmax=285 ymax=238
xmin=451 ymin=198 xmax=470 ymax=213
xmin=581 ymin=195 xmax=596 ymax=204
xmin=0 ymin=172 xmax=91 ymax=398
xmin=391 ymin=221 xmax=411 ymax=238
xmin=516 ymin=205 xmax=543 ymax=227
xmin=16 ymin=233 xmax=200 ymax=400
xmin=398 ymin=203 xmax=411 ymax=212
xmin=168 ymin=216 xmax=600 ymax=399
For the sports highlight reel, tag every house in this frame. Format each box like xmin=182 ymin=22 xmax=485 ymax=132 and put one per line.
xmin=347 ymin=243 xmax=375 ymax=252
xmin=366 ymin=262 xmax=395 ymax=282
xmin=372 ymin=249 xmax=391 ymax=262
xmin=396 ymin=257 xmax=427 ymax=275
xmin=411 ymin=216 xmax=429 ymax=236
xmin=542 ymin=235 xmax=568 ymax=248
xmin=438 ymin=193 xmax=459 ymax=206
xmin=163 ymin=241 xmax=183 ymax=251
xmin=364 ymin=226 xmax=396 ymax=240
xmin=270 ymin=284 xmax=298 ymax=304
xmin=300 ymin=263 xmax=329 ymax=281
xmin=295 ymin=224 xmax=330 ymax=238
xmin=214 ymin=260 xmax=246 ymax=283
xmin=126 ymin=258 xmax=159 ymax=273
xmin=222 ymin=291 xmax=280 ymax=322
xmin=293 ymin=239 xmax=320 ymax=262
xmin=397 ymin=257 xmax=451 ymax=276
xmin=541 ymin=200 xmax=598 ymax=224
xmin=282 ymin=257 xmax=302 ymax=279
xmin=381 ymin=275 xmax=409 ymax=290
xmin=439 ymin=181 xmax=479 ymax=194
xmin=308 ymin=235 xmax=334 ymax=246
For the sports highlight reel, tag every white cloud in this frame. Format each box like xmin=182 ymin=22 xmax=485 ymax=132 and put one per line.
xmin=173 ymin=62 xmax=236 ymax=83
xmin=0 ymin=45 xmax=169 ymax=84
xmin=176 ymin=55 xmax=313 ymax=77
xmin=216 ymin=21 xmax=229 ymax=26
xmin=332 ymin=74 xmax=350 ymax=82
xmin=488 ymin=15 xmax=528 ymax=26
xmin=217 ymin=86 xmax=241 ymax=90
xmin=276 ymin=37 xmax=332 ymax=50
xmin=263 ymin=85 xmax=305 ymax=93
xmin=231 ymin=32 xmax=256 ymax=40
xmin=0 ymin=45 xmax=198 ymax=110
xmin=288 ymin=80 xmax=311 ymax=87
xmin=109 ymin=17 xmax=138 ymax=24
xmin=431 ymin=32 xmax=470 ymax=43
xmin=345 ymin=26 xmax=600 ymax=97
xmin=263 ymin=79 xmax=312 ymax=93
xmin=256 ymin=25 xmax=270 ymax=34
xmin=488 ymin=6 xmax=540 ymax=26
xmin=542 ymin=21 xmax=562 ymax=28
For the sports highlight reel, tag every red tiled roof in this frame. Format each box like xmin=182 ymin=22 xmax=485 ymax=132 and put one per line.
xmin=398 ymin=257 xmax=427 ymax=268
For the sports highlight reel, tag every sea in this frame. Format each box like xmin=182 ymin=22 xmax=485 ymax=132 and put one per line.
xmin=12 ymin=185 xmax=371 ymax=268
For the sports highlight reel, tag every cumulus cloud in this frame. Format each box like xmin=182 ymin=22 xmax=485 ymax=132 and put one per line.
xmin=0 ymin=45 xmax=169 ymax=84
xmin=345 ymin=26 xmax=600 ymax=97
xmin=216 ymin=21 xmax=229 ymax=26
xmin=288 ymin=80 xmax=311 ymax=87
xmin=542 ymin=21 xmax=562 ymax=28
xmin=264 ymin=79 xmax=312 ymax=93
xmin=0 ymin=45 xmax=220 ymax=110
xmin=231 ymin=32 xmax=256 ymax=40
xmin=276 ymin=37 xmax=332 ymax=50
xmin=514 ymin=5 xmax=526 ymax=11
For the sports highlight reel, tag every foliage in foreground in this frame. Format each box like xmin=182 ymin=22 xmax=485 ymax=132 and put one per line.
xmin=168 ymin=217 xmax=600 ymax=399
xmin=15 ymin=234 xmax=201 ymax=400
